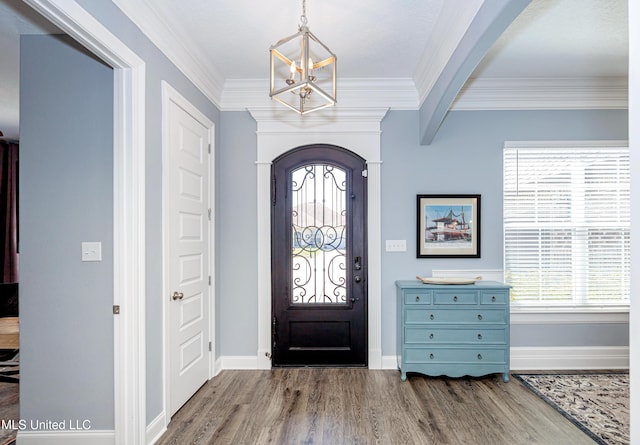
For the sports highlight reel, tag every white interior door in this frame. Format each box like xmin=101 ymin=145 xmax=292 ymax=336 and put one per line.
xmin=167 ymin=95 xmax=211 ymax=417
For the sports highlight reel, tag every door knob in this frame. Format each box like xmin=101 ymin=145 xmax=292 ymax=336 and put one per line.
xmin=354 ymin=275 xmax=361 ymax=283
xmin=172 ymin=291 xmax=184 ymax=301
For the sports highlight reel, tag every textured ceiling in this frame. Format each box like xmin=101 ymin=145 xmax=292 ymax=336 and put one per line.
xmin=473 ymin=0 xmax=628 ymax=78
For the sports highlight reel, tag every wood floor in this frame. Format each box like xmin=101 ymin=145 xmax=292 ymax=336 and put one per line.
xmin=156 ymin=369 xmax=596 ymax=445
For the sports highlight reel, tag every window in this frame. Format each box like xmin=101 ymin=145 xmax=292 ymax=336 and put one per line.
xmin=503 ymin=142 xmax=630 ymax=306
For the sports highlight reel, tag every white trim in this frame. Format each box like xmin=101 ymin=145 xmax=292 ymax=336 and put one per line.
xmin=223 ymin=350 xmax=630 ymax=372
xmin=381 ymin=355 xmax=399 ymax=370
xmin=453 ymin=77 xmax=628 ymax=110
xmin=17 ymin=430 xmax=115 ymax=445
xmin=250 ymin=107 xmax=388 ymax=370
xmin=222 ymin=78 xmax=419 ymax=111
xmin=511 ymin=308 xmax=629 ymax=325
xmin=504 ymin=139 xmax=628 ymax=149
xmin=220 ymin=356 xmax=261 ymax=370
xmin=145 ymin=413 xmax=166 ymax=445
xmin=112 ymin=0 xmax=224 ymax=107
xmin=214 ymin=357 xmax=223 ymax=376
xmin=21 ymin=1 xmax=146 ymax=445
xmin=510 ymin=346 xmax=630 ymax=371
xmin=629 ymin=0 xmax=639 ymax=441
xmin=161 ymin=81 xmax=215 ymax=425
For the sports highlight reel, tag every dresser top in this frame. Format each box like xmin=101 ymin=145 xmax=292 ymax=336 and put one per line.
xmin=395 ymin=279 xmax=510 ymax=289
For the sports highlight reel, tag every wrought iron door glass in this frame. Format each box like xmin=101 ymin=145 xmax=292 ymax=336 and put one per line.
xmin=291 ymin=164 xmax=346 ymax=304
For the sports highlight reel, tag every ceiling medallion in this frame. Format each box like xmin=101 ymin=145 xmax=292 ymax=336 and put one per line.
xmin=269 ymin=0 xmax=337 ymax=114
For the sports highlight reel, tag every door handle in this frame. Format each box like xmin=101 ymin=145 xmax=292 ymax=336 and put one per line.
xmin=354 ymin=256 xmax=362 ymax=270
xmin=172 ymin=291 xmax=184 ymax=301
xmin=354 ymin=275 xmax=361 ymax=283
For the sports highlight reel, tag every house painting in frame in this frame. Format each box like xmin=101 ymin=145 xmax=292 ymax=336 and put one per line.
xmin=417 ymin=194 xmax=481 ymax=258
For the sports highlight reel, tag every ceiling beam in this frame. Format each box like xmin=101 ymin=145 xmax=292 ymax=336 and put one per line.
xmin=419 ymin=0 xmax=531 ymax=145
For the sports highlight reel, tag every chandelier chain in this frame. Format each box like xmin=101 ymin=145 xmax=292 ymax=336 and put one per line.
xmin=300 ymin=0 xmax=308 ymax=26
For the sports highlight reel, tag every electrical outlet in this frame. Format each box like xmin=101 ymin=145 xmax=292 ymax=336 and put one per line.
xmin=386 ymin=239 xmax=407 ymax=252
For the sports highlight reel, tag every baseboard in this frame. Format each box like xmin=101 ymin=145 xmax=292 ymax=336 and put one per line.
xmin=220 ymin=355 xmax=398 ymax=370
xmin=17 ymin=429 xmax=115 ymax=445
xmin=510 ymin=346 xmax=630 ymax=370
xmin=381 ymin=355 xmax=398 ymax=370
xmin=146 ymin=411 xmax=167 ymax=445
xmin=382 ymin=346 xmax=629 ymax=372
xmin=214 ymin=356 xmax=224 ymax=376
xmin=219 ymin=355 xmax=259 ymax=369
xmin=220 ymin=347 xmax=629 ymax=373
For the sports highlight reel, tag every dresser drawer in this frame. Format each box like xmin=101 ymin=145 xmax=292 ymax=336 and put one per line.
xmin=396 ymin=280 xmax=511 ymax=381
xmin=404 ymin=347 xmax=506 ymax=364
xmin=434 ymin=290 xmax=478 ymax=305
xmin=404 ymin=291 xmax=431 ymax=305
xmin=480 ymin=291 xmax=509 ymax=305
xmin=405 ymin=326 xmax=507 ymax=345
xmin=405 ymin=308 xmax=507 ymax=324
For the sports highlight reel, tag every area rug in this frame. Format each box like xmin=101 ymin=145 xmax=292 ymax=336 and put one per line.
xmin=514 ymin=373 xmax=629 ymax=445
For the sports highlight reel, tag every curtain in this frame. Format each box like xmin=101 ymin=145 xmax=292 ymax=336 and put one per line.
xmin=0 ymin=139 xmax=19 ymax=283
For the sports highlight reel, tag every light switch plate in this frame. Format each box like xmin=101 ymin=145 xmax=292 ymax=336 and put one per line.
xmin=82 ymin=242 xmax=102 ymax=262
xmin=386 ymin=239 xmax=407 ymax=252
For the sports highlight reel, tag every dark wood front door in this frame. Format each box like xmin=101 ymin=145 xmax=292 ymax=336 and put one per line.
xmin=272 ymin=144 xmax=367 ymax=366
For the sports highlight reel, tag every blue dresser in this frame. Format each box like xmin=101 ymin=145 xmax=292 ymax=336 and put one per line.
xmin=396 ymin=280 xmax=511 ymax=382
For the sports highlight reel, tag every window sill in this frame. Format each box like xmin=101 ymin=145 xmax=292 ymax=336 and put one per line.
xmin=510 ymin=304 xmax=629 ymax=324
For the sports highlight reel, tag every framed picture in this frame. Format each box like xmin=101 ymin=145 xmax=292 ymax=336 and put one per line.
xmin=416 ymin=194 xmax=481 ymax=258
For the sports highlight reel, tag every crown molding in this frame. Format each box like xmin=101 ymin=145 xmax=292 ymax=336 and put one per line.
xmin=222 ymin=78 xmax=418 ymax=112
xmin=248 ymin=107 xmax=389 ymax=132
xmin=112 ymin=0 xmax=225 ymax=107
xmin=452 ymin=76 xmax=629 ymax=110
xmin=111 ymin=2 xmax=628 ymax=113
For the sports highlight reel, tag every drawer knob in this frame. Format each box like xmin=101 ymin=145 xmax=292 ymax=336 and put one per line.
xmin=453 ymin=295 xmax=458 ymax=302
xmin=429 ymin=314 xmax=435 ymax=320
xmin=416 ymin=296 xmax=420 ymax=302
xmin=477 ymin=354 xmax=483 ymax=360
xmin=429 ymin=333 xmax=434 ymax=340
xmin=477 ymin=333 xmax=483 ymax=340
xmin=492 ymin=296 xmax=496 ymax=302
xmin=429 ymin=353 xmax=434 ymax=360
xmin=477 ymin=314 xmax=483 ymax=321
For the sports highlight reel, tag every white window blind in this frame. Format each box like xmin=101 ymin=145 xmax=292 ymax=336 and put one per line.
xmin=503 ymin=143 xmax=630 ymax=306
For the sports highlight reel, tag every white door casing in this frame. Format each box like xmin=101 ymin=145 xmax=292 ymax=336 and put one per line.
xmin=250 ymin=108 xmax=387 ymax=370
xmin=21 ymin=1 xmax=147 ymax=444
xmin=163 ymin=82 xmax=214 ymax=417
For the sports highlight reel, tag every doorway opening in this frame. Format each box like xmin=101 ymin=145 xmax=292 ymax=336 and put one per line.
xmin=271 ymin=144 xmax=367 ymax=366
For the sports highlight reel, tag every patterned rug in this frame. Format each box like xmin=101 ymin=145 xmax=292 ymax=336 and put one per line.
xmin=514 ymin=373 xmax=629 ymax=445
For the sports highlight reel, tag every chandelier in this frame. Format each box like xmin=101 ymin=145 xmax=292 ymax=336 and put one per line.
xmin=269 ymin=0 xmax=337 ymax=114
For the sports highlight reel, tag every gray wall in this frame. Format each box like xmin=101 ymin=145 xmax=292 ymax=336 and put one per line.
xmin=20 ymin=34 xmax=114 ymax=428
xmin=217 ymin=112 xmax=258 ymax=356
xmin=216 ymin=108 xmax=629 ymax=360
xmin=380 ymin=109 xmax=629 ymax=353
